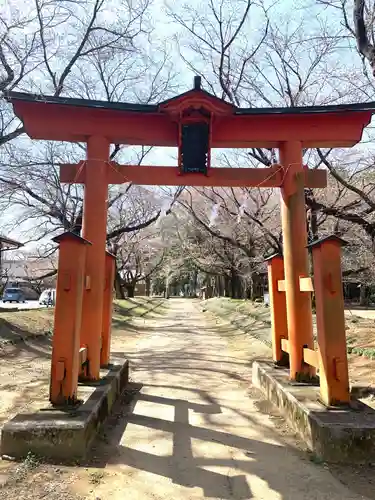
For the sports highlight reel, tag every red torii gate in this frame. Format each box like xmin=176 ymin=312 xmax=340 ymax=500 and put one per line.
xmin=6 ymin=76 xmax=375 ymax=407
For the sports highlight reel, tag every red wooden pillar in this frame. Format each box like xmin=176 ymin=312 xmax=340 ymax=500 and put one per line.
xmin=101 ymin=251 xmax=116 ymax=367
xmin=279 ymin=141 xmax=315 ymax=379
xmin=50 ymin=232 xmax=90 ymax=405
xmin=80 ymin=136 xmax=110 ymax=380
xmin=309 ymin=235 xmax=350 ymax=405
xmin=265 ymin=253 xmax=288 ymax=365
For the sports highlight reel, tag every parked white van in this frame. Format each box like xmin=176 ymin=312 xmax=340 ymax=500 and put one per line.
xmin=39 ymin=289 xmax=56 ymax=306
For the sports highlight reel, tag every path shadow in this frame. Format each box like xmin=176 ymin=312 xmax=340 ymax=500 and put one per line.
xmin=0 ymin=333 xmax=52 ymax=360
xmin=87 ymin=381 xmax=333 ymax=500
xmin=111 ymin=347 xmax=264 ymax=385
xmin=111 ymin=319 xmax=265 ymax=339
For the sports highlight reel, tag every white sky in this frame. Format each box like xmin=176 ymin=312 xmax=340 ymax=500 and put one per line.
xmin=2 ymin=0 xmax=375 ymax=251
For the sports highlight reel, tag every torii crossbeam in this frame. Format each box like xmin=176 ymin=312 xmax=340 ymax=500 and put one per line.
xmin=60 ymin=162 xmax=327 ymax=188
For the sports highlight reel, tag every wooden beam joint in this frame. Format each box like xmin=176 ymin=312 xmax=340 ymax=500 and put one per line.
xmin=278 ymin=277 xmax=314 ymax=292
xmin=299 ymin=277 xmax=314 ymax=292
xmin=277 ymin=280 xmax=286 ymax=292
xmin=281 ymin=338 xmax=290 ymax=353
xmin=79 ymin=347 xmax=88 ymax=367
xmin=303 ymin=348 xmax=319 ymax=369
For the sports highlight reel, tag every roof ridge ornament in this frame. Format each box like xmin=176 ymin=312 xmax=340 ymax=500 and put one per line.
xmin=194 ymin=75 xmax=202 ymax=90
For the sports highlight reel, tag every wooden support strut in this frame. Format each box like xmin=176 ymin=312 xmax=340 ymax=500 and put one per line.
xmin=303 ymin=348 xmax=319 ymax=369
xmin=49 ymin=232 xmax=90 ymax=406
xmin=277 ymin=274 xmax=319 ymax=369
xmin=278 ymin=277 xmax=314 ymax=293
xmin=309 ymin=236 xmax=350 ymax=406
xmin=266 ymin=254 xmax=288 ymax=365
xmin=281 ymin=339 xmax=290 ymax=353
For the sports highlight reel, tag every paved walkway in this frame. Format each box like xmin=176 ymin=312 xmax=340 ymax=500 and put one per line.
xmin=69 ymin=299 xmax=368 ymax=500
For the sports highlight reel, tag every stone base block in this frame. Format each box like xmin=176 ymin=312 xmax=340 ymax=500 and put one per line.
xmin=252 ymin=361 xmax=375 ymax=463
xmin=1 ymin=359 xmax=129 ymax=462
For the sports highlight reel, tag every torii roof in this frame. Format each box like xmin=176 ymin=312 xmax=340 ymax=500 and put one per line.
xmin=6 ymin=76 xmax=375 ymax=148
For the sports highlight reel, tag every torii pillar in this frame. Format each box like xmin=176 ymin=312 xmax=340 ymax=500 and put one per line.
xmin=279 ymin=141 xmax=315 ymax=379
xmin=80 ymin=136 xmax=110 ymax=380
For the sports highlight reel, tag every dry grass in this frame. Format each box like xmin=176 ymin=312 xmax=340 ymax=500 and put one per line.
xmin=0 ymin=309 xmax=54 ymax=346
xmin=203 ymin=297 xmax=375 ymax=390
xmin=113 ymin=297 xmax=168 ymax=319
xmin=0 ymin=298 xmax=167 ymax=348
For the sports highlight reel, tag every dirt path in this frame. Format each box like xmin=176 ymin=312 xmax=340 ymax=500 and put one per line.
xmin=0 ymin=299 xmax=372 ymax=499
xmin=64 ymin=299 xmax=369 ymax=500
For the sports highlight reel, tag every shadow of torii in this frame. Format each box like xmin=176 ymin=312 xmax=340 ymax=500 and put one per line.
xmin=94 ymin=385 xmax=253 ymax=498
xmin=90 ymin=381 xmax=318 ymax=499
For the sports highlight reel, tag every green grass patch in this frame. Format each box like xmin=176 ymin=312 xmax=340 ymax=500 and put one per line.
xmin=202 ymin=297 xmax=272 ymax=347
xmin=203 ymin=298 xmax=375 ymax=362
xmin=112 ymin=297 xmax=167 ymax=328
xmin=0 ymin=297 xmax=167 ymax=347
xmin=347 ymin=346 xmax=375 ymax=359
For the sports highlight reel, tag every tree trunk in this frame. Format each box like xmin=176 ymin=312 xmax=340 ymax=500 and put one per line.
xmin=240 ymin=277 xmax=246 ymax=299
xmin=165 ymin=275 xmax=170 ymax=299
xmin=217 ymin=275 xmax=225 ymax=297
xmin=126 ymin=285 xmax=135 ymax=298
xmin=224 ymin=275 xmax=231 ymax=297
xmin=114 ymin=266 xmax=125 ymax=299
xmin=360 ymin=284 xmax=368 ymax=306
xmin=248 ymin=274 xmax=255 ymax=300
xmin=307 ymin=207 xmax=318 ymax=275
xmin=145 ymin=276 xmax=151 ymax=296
xmin=230 ymin=270 xmax=237 ymax=299
xmin=192 ymin=269 xmax=198 ymax=297
xmin=212 ymin=276 xmax=218 ymax=297
xmin=231 ymin=272 xmax=244 ymax=299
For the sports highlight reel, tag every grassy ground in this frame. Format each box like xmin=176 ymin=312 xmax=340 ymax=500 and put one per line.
xmin=0 ymin=297 xmax=166 ymax=347
xmin=202 ymin=297 xmax=375 ymax=392
xmin=0 ymin=309 xmax=54 ymax=346
xmin=202 ymin=298 xmax=272 ymax=347
xmin=112 ymin=297 xmax=169 ymax=323
xmin=0 ymin=297 xmax=167 ymax=429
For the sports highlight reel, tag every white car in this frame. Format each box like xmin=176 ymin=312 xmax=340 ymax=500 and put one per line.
xmin=39 ymin=289 xmax=56 ymax=306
